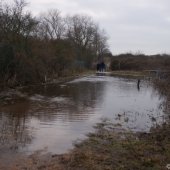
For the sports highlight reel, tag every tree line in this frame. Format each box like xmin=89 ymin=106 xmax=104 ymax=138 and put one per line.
xmin=0 ymin=0 xmax=110 ymax=86
xmin=111 ymin=53 xmax=170 ymax=71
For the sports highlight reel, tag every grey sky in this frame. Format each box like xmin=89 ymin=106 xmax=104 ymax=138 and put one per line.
xmin=25 ymin=0 xmax=170 ymax=54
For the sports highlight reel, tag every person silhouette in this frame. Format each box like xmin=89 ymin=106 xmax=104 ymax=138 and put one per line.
xmin=137 ymin=79 xmax=140 ymax=91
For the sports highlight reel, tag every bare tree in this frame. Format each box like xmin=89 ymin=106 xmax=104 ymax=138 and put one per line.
xmin=0 ymin=0 xmax=37 ymax=45
xmin=38 ymin=9 xmax=65 ymax=40
xmin=65 ymin=15 xmax=96 ymax=49
xmin=65 ymin=14 xmax=109 ymax=63
xmin=93 ymin=27 xmax=109 ymax=62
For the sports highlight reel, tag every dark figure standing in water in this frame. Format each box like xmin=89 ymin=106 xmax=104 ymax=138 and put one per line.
xmin=97 ymin=63 xmax=100 ymax=72
xmin=137 ymin=79 xmax=140 ymax=91
xmin=97 ymin=62 xmax=106 ymax=72
xmin=100 ymin=62 xmax=106 ymax=72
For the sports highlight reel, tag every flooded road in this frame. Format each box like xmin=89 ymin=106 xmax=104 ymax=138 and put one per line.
xmin=0 ymin=75 xmax=165 ymax=159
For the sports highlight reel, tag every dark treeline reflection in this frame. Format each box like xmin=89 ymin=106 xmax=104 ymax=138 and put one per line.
xmin=0 ymin=79 xmax=105 ymax=152
xmin=0 ymin=109 xmax=32 ymax=152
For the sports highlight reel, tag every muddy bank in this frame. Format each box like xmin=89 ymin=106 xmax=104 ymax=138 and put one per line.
xmin=0 ymin=89 xmax=27 ymax=106
xmin=0 ymin=72 xmax=94 ymax=106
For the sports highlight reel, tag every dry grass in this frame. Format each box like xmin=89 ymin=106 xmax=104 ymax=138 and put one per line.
xmin=110 ymin=71 xmax=148 ymax=79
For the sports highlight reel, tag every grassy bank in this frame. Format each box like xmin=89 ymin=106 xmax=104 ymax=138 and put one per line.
xmin=110 ymin=70 xmax=149 ymax=79
xmin=65 ymin=121 xmax=170 ymax=170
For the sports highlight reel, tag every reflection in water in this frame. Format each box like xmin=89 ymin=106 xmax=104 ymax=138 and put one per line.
xmin=0 ymin=76 xmax=165 ymax=158
xmin=0 ymin=103 xmax=32 ymax=147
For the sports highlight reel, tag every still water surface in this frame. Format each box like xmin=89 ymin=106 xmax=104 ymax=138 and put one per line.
xmin=0 ymin=75 xmax=165 ymax=156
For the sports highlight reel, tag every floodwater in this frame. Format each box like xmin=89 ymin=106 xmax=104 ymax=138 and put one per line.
xmin=0 ymin=75 xmax=165 ymax=159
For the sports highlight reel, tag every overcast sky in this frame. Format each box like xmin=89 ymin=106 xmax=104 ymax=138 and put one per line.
xmin=24 ymin=0 xmax=170 ymax=54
